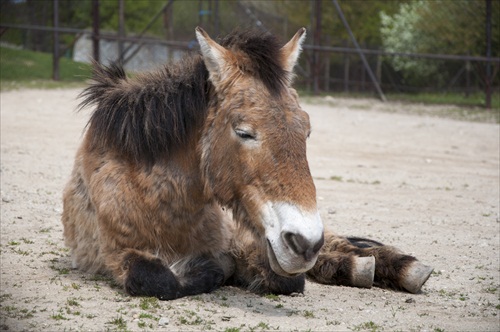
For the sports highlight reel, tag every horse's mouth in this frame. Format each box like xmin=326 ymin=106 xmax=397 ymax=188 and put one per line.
xmin=266 ymin=240 xmax=300 ymax=278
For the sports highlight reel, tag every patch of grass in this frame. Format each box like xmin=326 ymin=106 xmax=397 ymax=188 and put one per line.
xmin=179 ymin=315 xmax=203 ymax=325
xmin=251 ymin=321 xmax=270 ymax=330
xmin=1 ymin=304 xmax=36 ymax=319
xmin=330 ymin=175 xmax=343 ymax=182
xmin=0 ymin=293 xmax=12 ymax=302
xmin=50 ymin=312 xmax=69 ymax=321
xmin=49 ymin=264 xmax=70 ymax=275
xmin=107 ymin=315 xmax=128 ymax=331
xmin=303 ymin=310 xmax=315 ymax=318
xmin=225 ymin=328 xmax=241 ymax=332
xmin=351 ymin=321 xmax=382 ymax=332
xmin=21 ymin=237 xmax=34 ymax=244
xmin=263 ymin=293 xmax=280 ymax=301
xmin=67 ymin=298 xmax=80 ymax=307
xmin=139 ymin=297 xmax=160 ymax=310
xmin=12 ymin=248 xmax=30 ymax=256
xmin=484 ymin=286 xmax=498 ymax=294
xmin=138 ymin=312 xmax=156 ymax=320
xmin=0 ymin=46 xmax=91 ymax=90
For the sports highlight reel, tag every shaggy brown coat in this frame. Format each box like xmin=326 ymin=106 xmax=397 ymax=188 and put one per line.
xmin=62 ymin=28 xmax=432 ymax=300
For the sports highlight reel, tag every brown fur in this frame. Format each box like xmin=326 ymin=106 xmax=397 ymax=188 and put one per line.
xmin=62 ymin=28 xmax=431 ymax=300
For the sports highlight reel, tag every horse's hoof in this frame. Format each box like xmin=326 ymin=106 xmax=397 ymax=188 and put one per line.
xmin=352 ymin=256 xmax=375 ymax=288
xmin=401 ymin=261 xmax=433 ymax=294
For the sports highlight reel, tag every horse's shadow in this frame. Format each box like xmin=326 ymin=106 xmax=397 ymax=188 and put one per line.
xmin=53 ymin=254 xmax=290 ymax=319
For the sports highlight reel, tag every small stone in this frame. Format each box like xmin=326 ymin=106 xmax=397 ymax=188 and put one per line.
xmin=158 ymin=317 xmax=169 ymax=326
xmin=405 ymin=298 xmax=415 ymax=304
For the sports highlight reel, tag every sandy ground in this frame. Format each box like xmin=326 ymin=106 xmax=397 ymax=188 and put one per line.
xmin=1 ymin=88 xmax=499 ymax=332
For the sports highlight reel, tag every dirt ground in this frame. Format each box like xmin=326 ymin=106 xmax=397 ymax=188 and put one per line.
xmin=1 ymin=88 xmax=499 ymax=332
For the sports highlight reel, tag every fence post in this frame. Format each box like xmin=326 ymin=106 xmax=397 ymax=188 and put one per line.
xmin=324 ymin=35 xmax=330 ymax=92
xmin=312 ymin=0 xmax=322 ymax=95
xmin=118 ymin=0 xmax=125 ymax=64
xmin=376 ymin=49 xmax=382 ymax=89
xmin=485 ymin=0 xmax=492 ymax=109
xmin=92 ymin=0 xmax=100 ymax=63
xmin=52 ymin=0 xmax=59 ymax=81
xmin=344 ymin=40 xmax=350 ymax=93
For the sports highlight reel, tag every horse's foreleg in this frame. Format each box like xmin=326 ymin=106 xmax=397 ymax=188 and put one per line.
xmin=307 ymin=232 xmax=433 ymax=293
xmin=306 ymin=250 xmax=376 ymax=288
xmin=108 ymin=249 xmax=226 ymax=300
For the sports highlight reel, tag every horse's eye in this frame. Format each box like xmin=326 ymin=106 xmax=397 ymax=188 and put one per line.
xmin=235 ymin=129 xmax=256 ymax=140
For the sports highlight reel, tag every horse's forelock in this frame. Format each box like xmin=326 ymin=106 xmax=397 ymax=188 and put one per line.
xmin=219 ymin=29 xmax=288 ymax=96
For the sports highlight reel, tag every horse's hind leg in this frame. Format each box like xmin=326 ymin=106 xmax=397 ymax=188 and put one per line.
xmin=307 ymin=232 xmax=433 ymax=293
xmin=118 ymin=250 xmax=226 ymax=300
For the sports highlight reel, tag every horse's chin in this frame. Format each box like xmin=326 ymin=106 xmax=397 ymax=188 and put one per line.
xmin=266 ymin=240 xmax=300 ymax=278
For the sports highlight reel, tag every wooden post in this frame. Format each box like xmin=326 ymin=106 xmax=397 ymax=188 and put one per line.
xmin=344 ymin=40 xmax=350 ymax=93
xmin=465 ymin=56 xmax=471 ymax=98
xmin=485 ymin=0 xmax=492 ymax=109
xmin=163 ymin=0 xmax=173 ymax=61
xmin=92 ymin=0 xmax=100 ymax=63
xmin=118 ymin=0 xmax=125 ymax=64
xmin=52 ymin=0 xmax=59 ymax=81
xmin=324 ymin=35 xmax=330 ymax=92
xmin=376 ymin=49 xmax=382 ymax=92
xmin=313 ymin=0 xmax=322 ymax=95
xmin=214 ymin=0 xmax=219 ymax=36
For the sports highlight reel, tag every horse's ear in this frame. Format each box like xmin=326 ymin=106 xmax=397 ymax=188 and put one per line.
xmin=196 ymin=27 xmax=229 ymax=85
xmin=281 ymin=28 xmax=306 ymax=74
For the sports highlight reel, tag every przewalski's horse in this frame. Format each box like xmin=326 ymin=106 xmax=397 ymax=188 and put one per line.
xmin=62 ymin=27 xmax=433 ymax=300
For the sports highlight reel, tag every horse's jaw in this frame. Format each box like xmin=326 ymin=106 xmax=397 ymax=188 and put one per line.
xmin=261 ymin=202 xmax=324 ymax=277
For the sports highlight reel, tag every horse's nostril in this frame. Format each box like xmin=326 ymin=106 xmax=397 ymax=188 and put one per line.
xmin=284 ymin=232 xmax=305 ymax=256
xmin=284 ymin=232 xmax=324 ymax=261
xmin=313 ymin=233 xmax=324 ymax=254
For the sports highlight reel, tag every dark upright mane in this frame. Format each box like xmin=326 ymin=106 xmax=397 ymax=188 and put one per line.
xmin=79 ymin=29 xmax=287 ymax=163
xmin=219 ymin=29 xmax=288 ymax=96
xmin=79 ymin=56 xmax=210 ymax=163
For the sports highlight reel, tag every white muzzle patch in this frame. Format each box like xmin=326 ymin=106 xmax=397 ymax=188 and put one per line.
xmin=261 ymin=202 xmax=324 ymax=275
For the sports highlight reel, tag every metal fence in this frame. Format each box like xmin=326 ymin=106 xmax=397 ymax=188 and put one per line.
xmin=1 ymin=0 xmax=499 ymax=108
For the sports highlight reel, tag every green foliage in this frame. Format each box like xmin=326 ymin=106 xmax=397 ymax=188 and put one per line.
xmin=380 ymin=0 xmax=500 ymax=85
xmin=0 ymin=46 xmax=90 ymax=82
xmin=274 ymin=0 xmax=403 ymax=45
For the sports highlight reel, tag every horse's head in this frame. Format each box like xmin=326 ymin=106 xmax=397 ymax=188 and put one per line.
xmin=197 ymin=27 xmax=324 ymax=277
